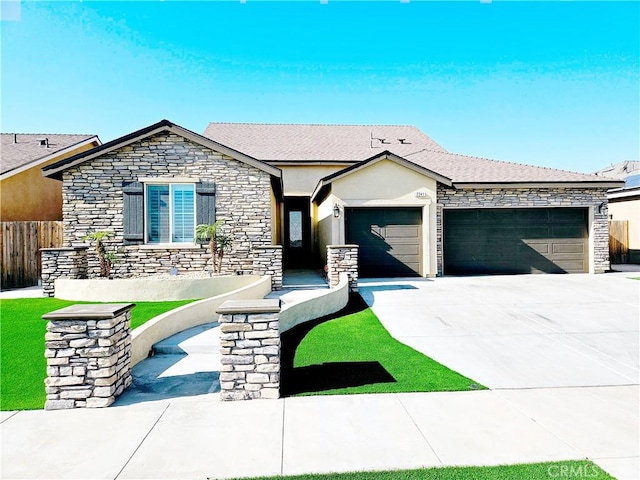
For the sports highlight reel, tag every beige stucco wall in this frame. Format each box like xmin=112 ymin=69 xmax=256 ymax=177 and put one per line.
xmin=315 ymin=159 xmax=438 ymax=276
xmin=279 ymin=164 xmax=345 ymax=196
xmin=609 ymin=199 xmax=640 ymax=250
xmin=1 ymin=143 xmax=97 ymax=221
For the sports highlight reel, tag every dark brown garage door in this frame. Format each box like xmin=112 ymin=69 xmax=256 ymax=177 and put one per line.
xmin=444 ymin=208 xmax=588 ymax=275
xmin=346 ymin=208 xmax=422 ymax=277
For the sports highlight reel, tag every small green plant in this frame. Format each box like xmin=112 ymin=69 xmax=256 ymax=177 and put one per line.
xmin=194 ymin=220 xmax=233 ymax=273
xmin=82 ymin=231 xmax=115 ymax=277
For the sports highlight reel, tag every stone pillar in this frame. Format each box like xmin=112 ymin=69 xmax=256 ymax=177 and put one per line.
xmin=327 ymin=245 xmax=359 ymax=292
xmin=252 ymin=245 xmax=283 ymax=290
xmin=42 ymin=304 xmax=134 ymax=410
xmin=217 ymin=299 xmax=281 ymax=400
xmin=41 ymin=247 xmax=88 ymax=297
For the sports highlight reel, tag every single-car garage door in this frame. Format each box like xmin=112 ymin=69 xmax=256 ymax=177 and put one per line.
xmin=346 ymin=207 xmax=422 ymax=277
xmin=444 ymin=208 xmax=588 ymax=275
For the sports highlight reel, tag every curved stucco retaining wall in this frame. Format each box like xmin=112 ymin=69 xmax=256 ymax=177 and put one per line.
xmin=279 ymin=273 xmax=349 ymax=334
xmin=129 ymin=275 xmax=272 ymax=366
xmin=54 ymin=275 xmax=262 ymax=302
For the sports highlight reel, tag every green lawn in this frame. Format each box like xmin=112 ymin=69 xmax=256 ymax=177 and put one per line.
xmin=230 ymin=460 xmax=614 ymax=480
xmin=0 ymin=297 xmax=195 ymax=411
xmin=281 ymin=295 xmax=484 ymax=396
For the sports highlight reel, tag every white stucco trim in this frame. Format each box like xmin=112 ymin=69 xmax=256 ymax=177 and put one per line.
xmin=336 ymin=197 xmax=436 ymax=277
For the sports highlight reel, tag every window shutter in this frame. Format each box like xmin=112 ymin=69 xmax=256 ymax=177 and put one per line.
xmin=196 ymin=182 xmax=216 ymax=225
xmin=123 ymin=181 xmax=144 ymax=244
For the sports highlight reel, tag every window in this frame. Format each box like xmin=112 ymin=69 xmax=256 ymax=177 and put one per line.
xmin=146 ymin=184 xmax=195 ymax=244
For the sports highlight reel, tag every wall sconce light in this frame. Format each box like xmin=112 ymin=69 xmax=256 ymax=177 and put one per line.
xmin=333 ymin=204 xmax=341 ymax=218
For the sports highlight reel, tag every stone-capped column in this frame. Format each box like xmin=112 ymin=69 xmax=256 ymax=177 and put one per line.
xmin=327 ymin=245 xmax=359 ymax=291
xmin=217 ymin=299 xmax=281 ymax=401
xmin=41 ymin=247 xmax=88 ymax=297
xmin=43 ymin=304 xmax=134 ymax=410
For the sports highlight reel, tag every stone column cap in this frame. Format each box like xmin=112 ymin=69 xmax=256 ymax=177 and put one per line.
xmin=43 ymin=303 xmax=135 ymax=320
xmin=217 ymin=299 xmax=281 ymax=315
xmin=327 ymin=244 xmax=359 ymax=249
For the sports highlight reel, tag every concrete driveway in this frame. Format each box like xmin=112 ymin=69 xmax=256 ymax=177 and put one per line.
xmin=360 ymin=272 xmax=640 ymax=480
xmin=360 ymin=272 xmax=639 ymax=389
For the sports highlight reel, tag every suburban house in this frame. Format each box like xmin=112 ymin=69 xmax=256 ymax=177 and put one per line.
xmin=41 ymin=119 xmax=622 ymax=287
xmin=1 ymin=133 xmax=101 ymax=221
xmin=595 ymin=161 xmax=640 ymax=264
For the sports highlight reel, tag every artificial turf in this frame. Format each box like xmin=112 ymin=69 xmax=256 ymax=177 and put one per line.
xmin=0 ymin=297 xmax=195 ymax=411
xmin=281 ymin=294 xmax=484 ymax=396
xmin=230 ymin=460 xmax=614 ymax=480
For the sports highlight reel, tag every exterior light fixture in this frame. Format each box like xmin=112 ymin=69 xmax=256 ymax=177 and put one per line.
xmin=333 ymin=204 xmax=340 ymax=218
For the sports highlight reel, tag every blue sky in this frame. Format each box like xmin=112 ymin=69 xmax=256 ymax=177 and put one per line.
xmin=1 ymin=1 xmax=638 ymax=174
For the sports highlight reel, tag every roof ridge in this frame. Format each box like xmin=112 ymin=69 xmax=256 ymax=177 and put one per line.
xmin=206 ymin=122 xmax=418 ymax=128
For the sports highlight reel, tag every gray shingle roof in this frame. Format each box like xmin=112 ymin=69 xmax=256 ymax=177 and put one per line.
xmin=203 ymin=123 xmax=447 ymax=162
xmin=203 ymin=122 xmax=618 ymax=185
xmin=1 ymin=133 xmax=98 ymax=176
xmin=405 ymin=149 xmax=612 ymax=184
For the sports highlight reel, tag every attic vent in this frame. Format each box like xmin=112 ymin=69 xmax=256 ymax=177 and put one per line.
xmin=38 ymin=138 xmax=49 ymax=148
xmin=398 ymin=138 xmax=410 ymax=144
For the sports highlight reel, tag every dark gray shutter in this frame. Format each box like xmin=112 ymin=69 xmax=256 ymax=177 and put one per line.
xmin=196 ymin=182 xmax=216 ymax=225
xmin=123 ymin=182 xmax=144 ymax=244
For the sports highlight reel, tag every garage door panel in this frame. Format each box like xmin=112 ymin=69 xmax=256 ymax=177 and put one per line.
xmin=444 ymin=208 xmax=588 ymax=275
xmin=552 ymin=225 xmax=586 ymax=238
xmin=552 ymin=243 xmax=585 ymax=254
xmin=346 ymin=208 xmax=422 ymax=277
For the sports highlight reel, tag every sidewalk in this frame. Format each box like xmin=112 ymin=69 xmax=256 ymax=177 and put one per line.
xmin=1 ymin=386 xmax=637 ymax=479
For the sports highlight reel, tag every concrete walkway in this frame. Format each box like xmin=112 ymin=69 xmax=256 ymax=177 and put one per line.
xmin=1 ymin=272 xmax=639 ymax=479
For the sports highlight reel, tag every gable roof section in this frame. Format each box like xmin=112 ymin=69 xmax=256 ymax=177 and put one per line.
xmin=1 ymin=133 xmax=100 ymax=179
xmin=312 ymin=151 xmax=452 ymax=202
xmin=203 ymin=122 xmax=448 ymax=163
xmin=42 ymin=120 xmax=282 ymax=183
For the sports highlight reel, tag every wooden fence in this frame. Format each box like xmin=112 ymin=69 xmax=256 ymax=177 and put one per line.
xmin=1 ymin=221 xmax=64 ymax=290
xmin=609 ymin=220 xmax=629 ymax=264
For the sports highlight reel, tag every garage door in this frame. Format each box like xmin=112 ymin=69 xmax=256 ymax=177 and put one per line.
xmin=444 ymin=208 xmax=588 ymax=275
xmin=346 ymin=208 xmax=422 ymax=277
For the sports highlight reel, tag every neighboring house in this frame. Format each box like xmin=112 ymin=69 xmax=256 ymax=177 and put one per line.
xmin=595 ymin=161 xmax=640 ymax=264
xmin=1 ymin=133 xmax=101 ymax=221
xmin=42 ymin=119 xmax=622 ymax=282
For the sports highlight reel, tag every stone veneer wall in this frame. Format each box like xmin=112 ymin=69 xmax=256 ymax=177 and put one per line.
xmin=61 ymin=132 xmax=277 ymax=278
xmin=217 ymin=299 xmax=281 ymax=400
xmin=41 ymin=247 xmax=88 ymax=297
xmin=252 ymin=245 xmax=283 ymax=290
xmin=436 ymin=185 xmax=611 ymax=275
xmin=327 ymin=245 xmax=359 ymax=291
xmin=43 ymin=304 xmax=133 ymax=409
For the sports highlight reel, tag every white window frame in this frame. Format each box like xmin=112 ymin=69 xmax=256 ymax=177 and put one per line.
xmin=142 ymin=180 xmax=196 ymax=246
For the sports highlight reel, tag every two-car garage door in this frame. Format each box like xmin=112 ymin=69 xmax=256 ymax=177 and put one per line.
xmin=443 ymin=208 xmax=589 ymax=274
xmin=345 ymin=206 xmax=589 ymax=277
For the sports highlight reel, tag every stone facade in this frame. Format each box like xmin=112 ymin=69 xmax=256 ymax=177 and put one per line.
xmin=436 ymin=185 xmax=611 ymax=275
xmin=252 ymin=245 xmax=283 ymax=290
xmin=41 ymin=247 xmax=88 ymax=297
xmin=217 ymin=299 xmax=281 ymax=400
xmin=61 ymin=132 xmax=278 ymax=278
xmin=43 ymin=304 xmax=133 ymax=409
xmin=327 ymin=245 xmax=359 ymax=291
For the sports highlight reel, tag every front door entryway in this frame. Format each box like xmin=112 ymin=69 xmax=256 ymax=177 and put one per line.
xmin=284 ymin=197 xmax=312 ymax=269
